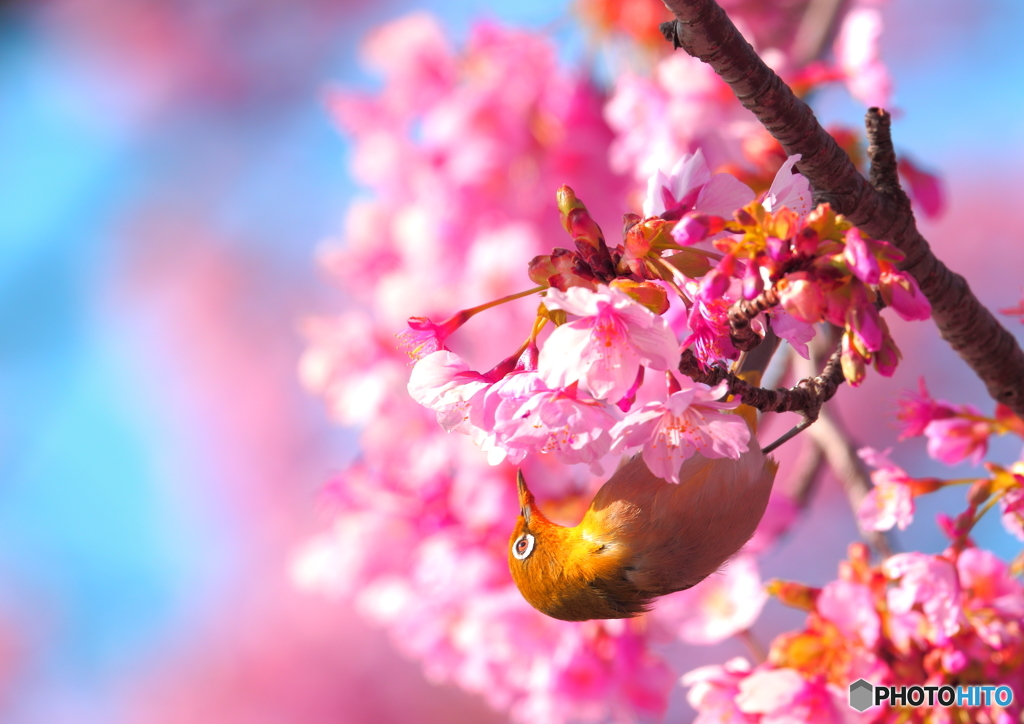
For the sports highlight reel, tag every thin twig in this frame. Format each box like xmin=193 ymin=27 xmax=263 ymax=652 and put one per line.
xmin=795 ymin=332 xmax=894 ymax=558
xmin=659 ymin=0 xmax=1024 ymax=416
xmin=808 ymin=407 xmax=893 ymax=558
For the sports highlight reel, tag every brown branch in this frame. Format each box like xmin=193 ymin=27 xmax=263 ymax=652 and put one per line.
xmin=729 ymin=287 xmax=780 ymax=351
xmin=794 ymin=335 xmax=894 ymax=557
xmin=659 ymin=0 xmax=1024 ymax=416
xmin=809 ymin=405 xmax=894 ymax=558
xmin=680 ymin=344 xmax=844 ymax=418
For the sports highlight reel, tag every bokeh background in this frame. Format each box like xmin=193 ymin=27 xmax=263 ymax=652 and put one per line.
xmin=0 ymin=0 xmax=1022 ymax=722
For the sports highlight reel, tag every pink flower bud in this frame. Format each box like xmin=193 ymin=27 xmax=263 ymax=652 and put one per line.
xmin=880 ymin=270 xmax=931 ymax=321
xmin=843 ymin=227 xmax=881 ymax=284
xmin=841 ymin=331 xmax=867 ymax=386
xmin=777 ymin=272 xmax=825 ymax=323
xmin=741 ymin=261 xmax=764 ymax=299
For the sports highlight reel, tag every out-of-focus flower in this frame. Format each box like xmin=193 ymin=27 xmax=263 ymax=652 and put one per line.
xmin=883 ymin=552 xmax=961 ymax=642
xmin=897 ymin=155 xmax=946 ymax=220
xmin=833 ymin=6 xmax=892 ymax=108
xmin=1000 ymin=289 xmax=1024 ymax=323
xmin=682 ymin=657 xmax=756 ymax=724
xmin=653 ymin=555 xmax=767 ymax=645
xmin=856 ymin=447 xmax=922 ymax=531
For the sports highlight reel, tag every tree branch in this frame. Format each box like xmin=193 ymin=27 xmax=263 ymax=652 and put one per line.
xmin=659 ymin=0 xmax=1024 ymax=416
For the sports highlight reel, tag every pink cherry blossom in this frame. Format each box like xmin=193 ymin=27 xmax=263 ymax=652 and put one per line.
xmin=769 ymin=308 xmax=815 ymax=359
xmin=538 ymin=285 xmax=681 ymax=403
xmin=761 ymin=154 xmax=812 ymax=217
xmin=924 ymin=412 xmax=991 ymax=465
xmin=856 ymin=447 xmax=916 ymax=531
xmin=736 ymin=668 xmax=848 ymax=724
xmin=643 ymin=148 xmax=756 ymax=219
xmin=957 ymin=547 xmax=1024 ymax=606
xmin=843 ymin=228 xmax=881 ymax=285
xmin=879 ymin=269 xmax=931 ymax=321
xmin=883 ymin=553 xmax=961 ymax=642
xmin=897 ymin=156 xmax=946 ymax=220
xmin=408 ymin=350 xmax=492 ymax=434
xmin=999 ymin=486 xmax=1024 ymax=541
xmin=492 ymin=373 xmax=618 ymax=473
xmin=682 ymin=657 xmax=757 ymax=724
xmin=834 ymin=6 xmax=892 ymax=108
xmin=684 ymin=296 xmax=740 ymax=368
xmin=895 ymin=377 xmax=956 ymax=439
xmin=610 ymin=380 xmax=750 ymax=483
xmin=817 ymin=580 xmax=880 ymax=648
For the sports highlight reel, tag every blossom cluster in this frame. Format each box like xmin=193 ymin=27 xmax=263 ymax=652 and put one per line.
xmin=295 ymin=5 xmax=934 ymax=723
xmin=690 ymin=383 xmax=1024 ymax=724
xmin=297 ymin=15 xmax=695 ymax=721
xmin=685 ymin=541 xmax=1024 ymax=724
xmin=406 ymin=142 xmax=933 ymax=486
xmin=854 ymin=379 xmax=1024 ymax=540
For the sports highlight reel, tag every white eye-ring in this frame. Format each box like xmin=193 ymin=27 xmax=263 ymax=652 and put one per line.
xmin=511 ymin=533 xmax=535 ymax=560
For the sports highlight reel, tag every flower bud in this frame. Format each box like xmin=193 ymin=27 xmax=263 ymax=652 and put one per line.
xmin=766 ymin=579 xmax=820 ymax=611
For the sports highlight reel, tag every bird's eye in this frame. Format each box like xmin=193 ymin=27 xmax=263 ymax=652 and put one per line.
xmin=511 ymin=532 xmax=535 ymax=560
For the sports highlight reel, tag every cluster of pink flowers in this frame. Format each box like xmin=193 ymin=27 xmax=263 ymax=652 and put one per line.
xmin=407 ymin=281 xmax=753 ymax=481
xmin=896 ymin=378 xmax=1024 ymax=465
xmin=602 ymin=0 xmax=892 ymax=183
xmin=405 ymin=146 xmax=933 ymax=486
xmin=685 ymin=541 xmax=1024 ymax=724
xmin=297 ymin=14 xmax=682 ymax=721
xmin=293 ymin=4 xmax=975 ymax=723
xmin=853 ymin=379 xmax=1024 ymax=542
xmin=666 ymin=163 xmax=931 ymax=380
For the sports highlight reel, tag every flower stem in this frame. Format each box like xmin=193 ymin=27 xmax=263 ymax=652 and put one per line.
xmin=735 ymin=628 xmax=767 ymax=665
xmin=463 ymin=286 xmax=546 ymax=318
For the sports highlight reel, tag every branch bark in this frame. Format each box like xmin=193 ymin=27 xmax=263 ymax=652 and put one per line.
xmin=659 ymin=0 xmax=1024 ymax=416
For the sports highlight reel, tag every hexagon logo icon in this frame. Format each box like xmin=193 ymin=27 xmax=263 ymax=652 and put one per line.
xmin=849 ymin=679 xmax=873 ymax=712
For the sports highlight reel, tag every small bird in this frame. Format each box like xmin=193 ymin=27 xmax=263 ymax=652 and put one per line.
xmin=508 ymin=347 xmax=779 ymax=621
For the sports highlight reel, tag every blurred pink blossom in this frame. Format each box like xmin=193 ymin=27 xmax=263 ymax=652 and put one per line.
xmin=653 ymin=555 xmax=767 ymax=644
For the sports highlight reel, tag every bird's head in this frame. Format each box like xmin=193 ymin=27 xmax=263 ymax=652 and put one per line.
xmin=508 ymin=470 xmax=647 ymax=621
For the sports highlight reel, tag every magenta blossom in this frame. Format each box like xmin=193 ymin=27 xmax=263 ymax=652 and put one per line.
xmin=879 ymin=269 xmax=931 ymax=321
xmin=408 ymin=350 xmax=493 ymax=434
xmin=538 ymin=285 xmax=681 ymax=404
xmin=735 ymin=668 xmax=848 ymax=724
xmin=895 ymin=377 xmax=957 ymax=439
xmin=924 ymin=412 xmax=991 ymax=466
xmin=816 ymin=580 xmax=880 ymax=648
xmin=681 ymin=657 xmax=756 ymax=724
xmin=856 ymin=447 xmax=916 ymax=532
xmin=397 ymin=314 xmax=464 ymax=360
xmin=644 ymin=147 xmax=756 ymax=220
xmin=883 ymin=553 xmax=961 ymax=643
xmin=609 ymin=379 xmax=750 ymax=484
xmin=1000 ymin=485 xmax=1024 ymax=541
xmin=492 ymin=373 xmax=618 ymax=473
xmin=761 ymin=154 xmax=813 ymax=218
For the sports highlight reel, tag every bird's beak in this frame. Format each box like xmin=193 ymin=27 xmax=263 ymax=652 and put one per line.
xmin=516 ymin=469 xmax=532 ymax=524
